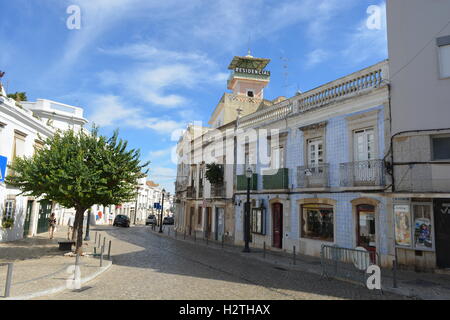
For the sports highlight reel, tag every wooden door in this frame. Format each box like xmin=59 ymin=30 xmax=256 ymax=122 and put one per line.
xmin=272 ymin=203 xmax=283 ymax=248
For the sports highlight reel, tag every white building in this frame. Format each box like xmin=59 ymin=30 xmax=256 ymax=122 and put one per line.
xmin=0 ymin=85 xmax=87 ymax=241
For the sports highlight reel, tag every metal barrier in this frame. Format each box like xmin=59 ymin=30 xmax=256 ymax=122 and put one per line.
xmin=321 ymin=245 xmax=379 ymax=287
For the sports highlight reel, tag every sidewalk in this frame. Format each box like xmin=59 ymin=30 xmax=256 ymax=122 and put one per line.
xmin=153 ymin=226 xmax=450 ymax=300
xmin=0 ymin=226 xmax=112 ymax=300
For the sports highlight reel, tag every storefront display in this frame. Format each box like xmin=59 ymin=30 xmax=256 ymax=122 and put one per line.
xmin=301 ymin=204 xmax=334 ymax=242
xmin=394 ymin=204 xmax=411 ymax=246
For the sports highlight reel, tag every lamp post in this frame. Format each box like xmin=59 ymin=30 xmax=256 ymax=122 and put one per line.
xmin=133 ymin=186 xmax=139 ymax=225
xmin=159 ymin=189 xmax=166 ymax=233
xmin=243 ymin=167 xmax=252 ymax=253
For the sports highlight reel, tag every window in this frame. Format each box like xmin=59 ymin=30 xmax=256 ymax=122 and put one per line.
xmin=270 ymin=145 xmax=284 ymax=169
xmin=4 ymin=200 xmax=15 ymax=220
xmin=247 ymin=90 xmax=254 ymax=97
xmin=437 ymin=35 xmax=450 ymax=78
xmin=307 ymin=138 xmax=324 ymax=168
xmin=251 ymin=208 xmax=265 ymax=234
xmin=432 ymin=136 xmax=450 ymax=160
xmin=413 ymin=203 xmax=433 ymax=249
xmin=301 ymin=204 xmax=334 ymax=242
xmin=394 ymin=202 xmax=434 ymax=250
xmin=354 ymin=128 xmax=375 ymax=161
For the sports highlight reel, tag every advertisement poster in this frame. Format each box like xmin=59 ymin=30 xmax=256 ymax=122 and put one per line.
xmin=394 ymin=205 xmax=411 ymax=246
xmin=414 ymin=218 xmax=432 ymax=249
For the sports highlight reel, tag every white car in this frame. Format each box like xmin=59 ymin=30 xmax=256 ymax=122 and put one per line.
xmin=145 ymin=215 xmax=157 ymax=225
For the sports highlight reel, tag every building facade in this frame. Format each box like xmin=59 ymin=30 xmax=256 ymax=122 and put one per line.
xmin=386 ymin=0 xmax=450 ymax=270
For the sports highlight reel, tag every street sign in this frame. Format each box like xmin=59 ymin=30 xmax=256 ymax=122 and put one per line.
xmin=0 ymin=156 xmax=7 ymax=182
xmin=153 ymin=202 xmax=161 ymax=210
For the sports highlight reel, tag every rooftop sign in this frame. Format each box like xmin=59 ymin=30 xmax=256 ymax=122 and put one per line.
xmin=234 ymin=67 xmax=270 ymax=76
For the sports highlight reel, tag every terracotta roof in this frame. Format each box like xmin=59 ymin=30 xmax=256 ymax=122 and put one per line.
xmin=146 ymin=180 xmax=159 ymax=187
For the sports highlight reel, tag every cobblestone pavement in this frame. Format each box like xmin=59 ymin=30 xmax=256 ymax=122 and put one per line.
xmin=38 ymin=225 xmax=407 ymax=300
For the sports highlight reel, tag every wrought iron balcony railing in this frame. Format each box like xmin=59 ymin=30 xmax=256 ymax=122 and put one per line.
xmin=211 ymin=182 xmax=226 ymax=198
xmin=262 ymin=168 xmax=289 ymax=190
xmin=186 ymin=186 xmax=196 ymax=198
xmin=297 ymin=164 xmax=330 ymax=188
xmin=339 ymin=160 xmax=384 ymax=187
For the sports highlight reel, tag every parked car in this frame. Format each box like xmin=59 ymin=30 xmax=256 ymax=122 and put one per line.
xmin=113 ymin=214 xmax=130 ymax=227
xmin=163 ymin=216 xmax=174 ymax=225
xmin=146 ymin=214 xmax=157 ymax=225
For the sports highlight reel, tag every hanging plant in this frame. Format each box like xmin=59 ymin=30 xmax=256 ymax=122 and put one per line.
xmin=205 ymin=163 xmax=224 ymax=185
xmin=2 ymin=218 xmax=14 ymax=229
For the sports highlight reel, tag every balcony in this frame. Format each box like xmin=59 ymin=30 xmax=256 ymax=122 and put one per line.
xmin=211 ymin=182 xmax=226 ymax=198
xmin=237 ymin=174 xmax=258 ymax=191
xmin=297 ymin=164 xmax=330 ymax=188
xmin=187 ymin=186 xmax=196 ymax=198
xmin=262 ymin=168 xmax=289 ymax=190
xmin=340 ymin=160 xmax=384 ymax=187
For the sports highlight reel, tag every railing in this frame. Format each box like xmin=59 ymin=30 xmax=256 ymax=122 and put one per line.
xmin=236 ymin=174 xmax=258 ymax=191
xmin=297 ymin=164 xmax=330 ymax=188
xmin=340 ymin=160 xmax=385 ymax=187
xmin=297 ymin=62 xmax=387 ymax=113
xmin=321 ymin=245 xmax=380 ymax=290
xmin=262 ymin=168 xmax=289 ymax=190
xmin=239 ymin=99 xmax=293 ymax=128
xmin=225 ymin=92 xmax=263 ymax=105
xmin=186 ymin=186 xmax=196 ymax=198
xmin=237 ymin=61 xmax=388 ymax=129
xmin=211 ymin=182 xmax=226 ymax=198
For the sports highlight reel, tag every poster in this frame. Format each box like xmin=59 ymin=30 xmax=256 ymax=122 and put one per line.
xmin=394 ymin=205 xmax=411 ymax=246
xmin=414 ymin=218 xmax=432 ymax=249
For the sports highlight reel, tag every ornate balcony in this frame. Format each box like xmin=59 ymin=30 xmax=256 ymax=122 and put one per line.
xmin=211 ymin=182 xmax=226 ymax=198
xmin=340 ymin=160 xmax=385 ymax=187
xmin=187 ymin=186 xmax=196 ymax=198
xmin=262 ymin=168 xmax=289 ymax=190
xmin=236 ymin=174 xmax=258 ymax=191
xmin=297 ymin=164 xmax=330 ymax=188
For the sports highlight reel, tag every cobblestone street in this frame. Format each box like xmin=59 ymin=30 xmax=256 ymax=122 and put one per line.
xmin=37 ymin=225 xmax=406 ymax=300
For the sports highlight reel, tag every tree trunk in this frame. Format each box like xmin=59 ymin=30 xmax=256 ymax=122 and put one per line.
xmin=74 ymin=208 xmax=86 ymax=254
xmin=72 ymin=212 xmax=80 ymax=241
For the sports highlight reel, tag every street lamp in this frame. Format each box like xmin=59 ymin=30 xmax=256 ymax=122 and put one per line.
xmin=159 ymin=188 xmax=166 ymax=233
xmin=134 ymin=185 xmax=139 ymax=225
xmin=243 ymin=166 xmax=253 ymax=253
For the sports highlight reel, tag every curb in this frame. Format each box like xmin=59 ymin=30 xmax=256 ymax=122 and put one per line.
xmin=3 ymin=260 xmax=113 ymax=300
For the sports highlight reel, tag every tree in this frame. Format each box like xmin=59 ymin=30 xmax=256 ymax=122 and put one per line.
xmin=7 ymin=92 xmax=27 ymax=102
xmin=205 ymin=163 xmax=224 ymax=185
xmin=6 ymin=127 xmax=149 ymax=253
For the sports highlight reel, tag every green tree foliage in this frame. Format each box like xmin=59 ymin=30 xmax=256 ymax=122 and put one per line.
xmin=6 ymin=127 xmax=149 ymax=253
xmin=205 ymin=163 xmax=223 ymax=185
xmin=7 ymin=92 xmax=27 ymax=102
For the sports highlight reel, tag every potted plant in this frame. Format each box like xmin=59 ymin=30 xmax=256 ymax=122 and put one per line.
xmin=2 ymin=217 xmax=14 ymax=229
xmin=205 ymin=163 xmax=224 ymax=185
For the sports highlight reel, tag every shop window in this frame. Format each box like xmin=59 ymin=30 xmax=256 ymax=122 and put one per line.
xmin=251 ymin=208 xmax=265 ymax=235
xmin=394 ymin=202 xmax=434 ymax=250
xmin=301 ymin=204 xmax=334 ymax=242
xmin=432 ymin=136 xmax=450 ymax=160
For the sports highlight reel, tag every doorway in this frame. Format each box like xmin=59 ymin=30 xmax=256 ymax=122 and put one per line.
xmin=23 ymin=200 xmax=33 ymax=237
xmin=434 ymin=199 xmax=450 ymax=268
xmin=37 ymin=200 xmax=52 ymax=234
xmin=215 ymin=207 xmax=224 ymax=241
xmin=272 ymin=203 xmax=283 ymax=248
xmin=206 ymin=207 xmax=212 ymax=238
xmin=189 ymin=207 xmax=194 ymax=235
xmin=356 ymin=204 xmax=376 ymax=262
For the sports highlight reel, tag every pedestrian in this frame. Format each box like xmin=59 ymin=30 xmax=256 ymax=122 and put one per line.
xmin=48 ymin=213 xmax=57 ymax=239
xmin=67 ymin=214 xmax=75 ymax=240
xmin=108 ymin=213 xmax=114 ymax=225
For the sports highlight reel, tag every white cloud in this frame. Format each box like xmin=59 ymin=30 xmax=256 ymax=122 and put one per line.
xmin=88 ymin=94 xmax=186 ymax=134
xmin=305 ymin=49 xmax=330 ymax=68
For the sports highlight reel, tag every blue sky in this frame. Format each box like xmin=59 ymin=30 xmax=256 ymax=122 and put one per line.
xmin=0 ymin=0 xmax=387 ymax=193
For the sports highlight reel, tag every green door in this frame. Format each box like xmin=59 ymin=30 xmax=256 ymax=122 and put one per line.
xmin=23 ymin=200 xmax=34 ymax=237
xmin=37 ymin=200 xmax=52 ymax=234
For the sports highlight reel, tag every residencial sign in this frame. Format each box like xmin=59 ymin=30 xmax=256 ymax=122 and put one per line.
xmin=154 ymin=202 xmax=161 ymax=210
xmin=0 ymin=155 xmax=7 ymax=182
xmin=234 ymin=67 xmax=270 ymax=76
